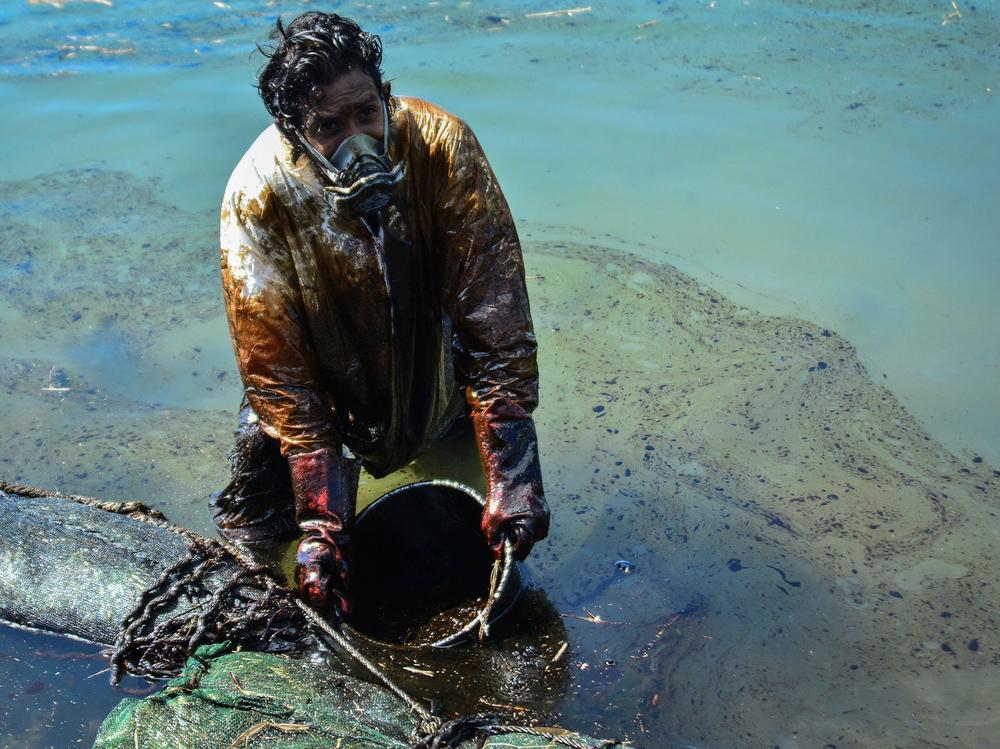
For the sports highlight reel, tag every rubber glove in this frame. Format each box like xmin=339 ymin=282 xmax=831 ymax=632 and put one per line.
xmin=471 ymin=397 xmax=549 ymax=561
xmin=289 ymin=447 xmax=360 ymax=617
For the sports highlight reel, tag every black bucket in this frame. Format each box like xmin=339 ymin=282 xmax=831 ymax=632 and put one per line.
xmin=346 ymin=480 xmax=521 ymax=647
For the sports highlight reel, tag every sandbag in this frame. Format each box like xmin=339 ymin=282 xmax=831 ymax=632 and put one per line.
xmin=0 ymin=488 xmax=304 ymax=680
xmin=0 ymin=490 xmax=206 ymax=645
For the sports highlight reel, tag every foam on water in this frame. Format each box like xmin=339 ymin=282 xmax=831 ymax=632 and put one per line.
xmin=0 ymin=1 xmax=997 ymax=746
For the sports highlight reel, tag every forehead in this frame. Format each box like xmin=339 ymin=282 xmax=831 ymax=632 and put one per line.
xmin=311 ymin=68 xmax=379 ymax=117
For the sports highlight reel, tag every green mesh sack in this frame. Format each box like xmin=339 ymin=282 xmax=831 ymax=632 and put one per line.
xmin=93 ymin=643 xmax=605 ymax=749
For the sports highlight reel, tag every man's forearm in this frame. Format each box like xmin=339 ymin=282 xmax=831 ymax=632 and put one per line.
xmin=470 ymin=394 xmax=549 ymax=560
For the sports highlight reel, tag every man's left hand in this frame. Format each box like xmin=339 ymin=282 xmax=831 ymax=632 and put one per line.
xmin=482 ymin=494 xmax=549 ymax=561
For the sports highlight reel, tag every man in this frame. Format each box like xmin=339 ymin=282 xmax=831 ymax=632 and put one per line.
xmin=211 ymin=12 xmax=549 ymax=617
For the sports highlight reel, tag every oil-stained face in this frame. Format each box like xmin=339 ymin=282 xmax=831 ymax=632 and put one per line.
xmin=303 ymin=68 xmax=388 ymax=160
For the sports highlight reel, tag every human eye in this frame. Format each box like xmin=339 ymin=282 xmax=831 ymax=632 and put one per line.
xmin=315 ymin=119 xmax=340 ymax=135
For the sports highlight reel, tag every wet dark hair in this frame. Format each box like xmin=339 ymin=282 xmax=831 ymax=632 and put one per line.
xmin=256 ymin=12 xmax=392 ymax=157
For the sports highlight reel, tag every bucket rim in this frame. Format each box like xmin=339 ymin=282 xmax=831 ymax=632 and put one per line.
xmin=353 ymin=479 xmax=521 ymax=648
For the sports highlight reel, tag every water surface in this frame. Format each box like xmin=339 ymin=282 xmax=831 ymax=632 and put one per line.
xmin=0 ymin=1 xmax=997 ymax=747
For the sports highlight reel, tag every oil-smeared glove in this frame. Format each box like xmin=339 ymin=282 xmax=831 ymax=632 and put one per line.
xmin=289 ymin=447 xmax=360 ymax=617
xmin=472 ymin=398 xmax=549 ymax=561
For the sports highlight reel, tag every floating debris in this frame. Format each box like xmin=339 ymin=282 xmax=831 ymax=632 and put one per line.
xmin=551 ymin=641 xmax=569 ymax=663
xmin=28 ymin=0 xmax=113 ymax=7
xmin=57 ymin=44 xmax=135 ymax=58
xmin=564 ymin=609 xmax=623 ymax=627
xmin=41 ymin=367 xmax=71 ymax=393
xmin=614 ymin=559 xmax=636 ymax=574
xmin=942 ymin=0 xmax=962 ymax=25
xmin=525 ymin=7 xmax=592 ymax=19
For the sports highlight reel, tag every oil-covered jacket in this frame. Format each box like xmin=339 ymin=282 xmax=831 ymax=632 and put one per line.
xmin=220 ymin=97 xmax=538 ymax=478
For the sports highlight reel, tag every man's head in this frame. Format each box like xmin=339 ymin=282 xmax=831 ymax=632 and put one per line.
xmin=257 ymin=13 xmax=392 ymax=160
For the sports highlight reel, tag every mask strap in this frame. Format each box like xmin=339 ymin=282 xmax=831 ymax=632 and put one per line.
xmin=296 ymin=130 xmax=341 ymax=181
xmin=380 ymin=96 xmax=391 ymax=155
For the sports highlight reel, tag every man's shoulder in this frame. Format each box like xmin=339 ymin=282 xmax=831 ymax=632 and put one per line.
xmin=396 ymin=96 xmax=471 ymax=144
xmin=223 ymin=124 xmax=300 ymax=203
xmin=397 ymin=96 xmax=461 ymax=123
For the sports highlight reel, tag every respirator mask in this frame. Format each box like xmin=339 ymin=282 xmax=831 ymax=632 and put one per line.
xmin=299 ymin=97 xmax=405 ymax=217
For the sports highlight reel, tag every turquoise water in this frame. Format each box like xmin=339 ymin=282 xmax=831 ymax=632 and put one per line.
xmin=1 ymin=1 xmax=998 ymax=747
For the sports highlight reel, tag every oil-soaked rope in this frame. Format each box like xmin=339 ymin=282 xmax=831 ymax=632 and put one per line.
xmin=293 ymin=598 xmax=443 ymax=735
xmin=0 ymin=480 xmax=169 ymax=521
xmin=108 ymin=537 xmax=298 ymax=683
xmin=3 ymin=480 xmax=620 ymax=748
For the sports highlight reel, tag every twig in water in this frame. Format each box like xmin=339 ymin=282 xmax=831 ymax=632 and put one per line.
xmin=563 ymin=609 xmax=623 ymax=626
xmin=225 ymin=721 xmax=310 ymax=749
xmin=479 ymin=697 xmax=529 ymax=712
xmin=551 ymin=641 xmax=569 ymax=662
xmin=942 ymin=0 xmax=961 ymax=25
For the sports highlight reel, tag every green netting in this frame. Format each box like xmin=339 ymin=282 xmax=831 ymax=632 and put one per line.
xmin=94 ymin=643 xmax=600 ymax=749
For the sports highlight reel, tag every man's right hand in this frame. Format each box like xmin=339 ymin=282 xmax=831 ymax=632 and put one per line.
xmin=288 ymin=446 xmax=360 ymax=617
xmin=296 ymin=527 xmax=352 ymax=616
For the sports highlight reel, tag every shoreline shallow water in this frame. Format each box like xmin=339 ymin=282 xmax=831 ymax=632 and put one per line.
xmin=0 ymin=1 xmax=997 ymax=747
xmin=2 ymin=195 xmax=997 ymax=744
